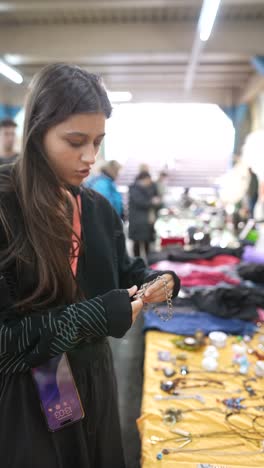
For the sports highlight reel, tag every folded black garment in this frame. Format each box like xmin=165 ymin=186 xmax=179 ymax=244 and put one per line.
xmin=238 ymin=263 xmax=264 ymax=284
xmin=148 ymin=246 xmax=243 ymax=265
xmin=174 ymin=286 xmax=263 ymax=320
xmin=167 ymin=246 xmax=243 ymax=262
xmin=147 ymin=250 xmax=171 ymax=265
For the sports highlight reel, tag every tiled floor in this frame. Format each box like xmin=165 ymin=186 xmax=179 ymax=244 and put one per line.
xmin=109 ymin=313 xmax=145 ymax=468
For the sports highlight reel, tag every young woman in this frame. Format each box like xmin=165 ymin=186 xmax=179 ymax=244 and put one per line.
xmin=0 ymin=63 xmax=180 ymax=468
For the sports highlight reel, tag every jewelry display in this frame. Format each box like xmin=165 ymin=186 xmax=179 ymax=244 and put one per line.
xmin=172 ymin=331 xmax=205 ymax=351
xmin=161 ymin=406 xmax=223 ymax=426
xmin=220 ymin=396 xmax=264 ymax=411
xmin=225 ymin=412 xmax=264 ymax=440
xmin=154 ymin=393 xmax=205 ymax=403
xmin=255 ymin=360 xmax=264 ymax=377
xmin=156 ymin=443 xmax=264 ymax=461
xmin=209 ymin=331 xmax=228 ymax=348
xmin=154 ymin=364 xmax=243 ymax=378
xmin=172 ymin=388 xmax=242 ymax=394
xmin=157 ymin=442 xmax=244 ymax=459
xmin=148 ymin=429 xmax=235 ymax=446
xmin=163 ymin=367 xmax=176 ymax=378
xmin=221 ymin=397 xmax=246 ymax=410
xmin=180 ymin=367 xmax=240 ymax=376
xmin=243 ymin=377 xmax=257 ymax=396
xmin=180 ymin=365 xmax=189 ymax=375
xmin=248 ymin=348 xmax=264 ymax=360
xmin=160 ymin=376 xmax=224 ymax=393
xmin=142 ymin=322 xmax=264 ymax=465
xmin=253 ymin=415 xmax=264 ymax=430
xmin=157 ymin=350 xmax=176 ymax=363
xmin=150 ymin=422 xmax=264 ymax=447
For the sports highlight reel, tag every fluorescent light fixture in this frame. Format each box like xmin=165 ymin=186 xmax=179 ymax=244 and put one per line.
xmin=3 ymin=54 xmax=24 ymax=66
xmin=107 ymin=91 xmax=132 ymax=103
xmin=199 ymin=0 xmax=221 ymax=42
xmin=0 ymin=60 xmax=23 ymax=84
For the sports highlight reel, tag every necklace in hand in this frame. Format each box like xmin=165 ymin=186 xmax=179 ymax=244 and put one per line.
xmin=136 ymin=275 xmax=173 ymax=321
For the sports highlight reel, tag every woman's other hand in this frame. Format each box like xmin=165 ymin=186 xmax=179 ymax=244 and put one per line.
xmin=127 ymin=285 xmax=144 ymax=323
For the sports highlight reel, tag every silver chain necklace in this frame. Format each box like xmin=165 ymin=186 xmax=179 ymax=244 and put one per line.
xmin=137 ymin=275 xmax=173 ymax=321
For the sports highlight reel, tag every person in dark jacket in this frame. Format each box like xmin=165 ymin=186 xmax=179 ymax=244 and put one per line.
xmin=0 ymin=64 xmax=180 ymax=468
xmin=129 ymin=171 xmax=162 ymax=259
xmin=247 ymin=167 xmax=259 ymax=218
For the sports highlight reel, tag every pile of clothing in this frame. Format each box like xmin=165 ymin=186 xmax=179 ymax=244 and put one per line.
xmin=144 ymin=245 xmax=264 ymax=337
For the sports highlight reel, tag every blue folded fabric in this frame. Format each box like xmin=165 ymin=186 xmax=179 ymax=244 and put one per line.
xmin=143 ymin=309 xmax=257 ymax=336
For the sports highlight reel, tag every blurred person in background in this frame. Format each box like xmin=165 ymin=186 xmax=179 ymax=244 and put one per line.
xmin=137 ymin=163 xmax=160 ymax=200
xmin=259 ymin=177 xmax=264 ymax=220
xmin=138 ymin=162 xmax=150 ymax=173
xmin=84 ymin=159 xmax=123 ymax=217
xmin=155 ymin=170 xmax=168 ymax=200
xmin=0 ymin=63 xmax=180 ymax=468
xmin=0 ymin=119 xmax=18 ymax=164
xmin=247 ymin=167 xmax=259 ymax=218
xmin=129 ymin=171 xmax=162 ymax=259
xmin=180 ymin=187 xmax=193 ymax=209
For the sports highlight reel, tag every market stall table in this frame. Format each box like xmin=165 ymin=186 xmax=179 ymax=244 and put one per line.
xmin=138 ymin=331 xmax=264 ymax=468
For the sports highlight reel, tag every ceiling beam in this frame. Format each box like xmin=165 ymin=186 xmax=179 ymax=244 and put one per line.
xmin=1 ymin=0 xmax=263 ymax=13
xmin=102 ymin=87 xmax=238 ymax=105
xmin=103 ymin=79 xmax=246 ymax=90
xmin=0 ymin=1 xmax=201 ymax=13
xmin=0 ymin=76 xmax=237 ymax=106
xmin=104 ymin=73 xmax=248 ymax=82
xmin=4 ymin=53 xmax=190 ymax=67
xmin=0 ymin=1 xmax=198 ymax=13
xmin=222 ymin=0 xmax=264 ymax=4
xmin=1 ymin=22 xmax=263 ymax=57
xmin=16 ymin=64 xmax=252 ymax=75
xmin=4 ymin=52 xmax=251 ymax=68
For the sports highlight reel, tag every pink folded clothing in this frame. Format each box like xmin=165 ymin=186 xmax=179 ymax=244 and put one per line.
xmin=150 ymin=260 xmax=184 ymax=274
xmin=258 ymin=308 xmax=264 ymax=322
xmin=150 ymin=260 xmax=240 ymax=286
xmin=179 ymin=271 xmax=240 ymax=287
xmin=151 ymin=256 xmax=240 ymax=270
xmin=191 ymin=255 xmax=240 ymax=266
xmin=150 ymin=260 xmax=237 ymax=275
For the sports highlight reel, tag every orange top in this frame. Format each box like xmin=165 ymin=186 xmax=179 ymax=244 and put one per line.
xmin=68 ymin=192 xmax=82 ymax=277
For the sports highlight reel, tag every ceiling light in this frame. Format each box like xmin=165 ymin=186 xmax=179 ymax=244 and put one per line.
xmin=0 ymin=60 xmax=23 ymax=84
xmin=107 ymin=91 xmax=132 ymax=103
xmin=199 ymin=0 xmax=221 ymax=42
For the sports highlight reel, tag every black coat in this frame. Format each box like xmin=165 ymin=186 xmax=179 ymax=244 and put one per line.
xmin=128 ymin=183 xmax=157 ymax=241
xmin=0 ymin=182 xmax=180 ymax=468
xmin=0 ymin=182 xmax=180 ymax=372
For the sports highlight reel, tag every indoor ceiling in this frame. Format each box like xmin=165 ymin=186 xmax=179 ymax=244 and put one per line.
xmin=1 ymin=0 xmax=264 ymax=105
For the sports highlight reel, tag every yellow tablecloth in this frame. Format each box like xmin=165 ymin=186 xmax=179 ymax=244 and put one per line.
xmin=138 ymin=331 xmax=264 ymax=468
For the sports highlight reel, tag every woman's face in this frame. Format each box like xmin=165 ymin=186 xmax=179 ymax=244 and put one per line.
xmin=43 ymin=113 xmax=106 ymax=186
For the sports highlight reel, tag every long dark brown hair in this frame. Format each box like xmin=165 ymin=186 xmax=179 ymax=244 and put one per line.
xmin=0 ymin=63 xmax=112 ymax=311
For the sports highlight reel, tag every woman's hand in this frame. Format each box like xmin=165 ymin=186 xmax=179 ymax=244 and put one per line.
xmin=137 ymin=274 xmax=174 ymax=304
xmin=127 ymin=285 xmax=144 ymax=323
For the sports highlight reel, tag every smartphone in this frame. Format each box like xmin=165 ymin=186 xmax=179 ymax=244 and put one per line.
xmin=32 ymin=353 xmax=85 ymax=431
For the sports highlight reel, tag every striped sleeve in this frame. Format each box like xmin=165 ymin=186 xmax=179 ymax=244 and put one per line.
xmin=0 ymin=289 xmax=132 ymax=373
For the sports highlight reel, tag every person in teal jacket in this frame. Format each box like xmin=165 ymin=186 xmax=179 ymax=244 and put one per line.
xmin=84 ymin=159 xmax=123 ymax=217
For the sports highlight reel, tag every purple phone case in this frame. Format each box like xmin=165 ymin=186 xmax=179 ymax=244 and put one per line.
xmin=32 ymin=353 xmax=84 ymax=431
